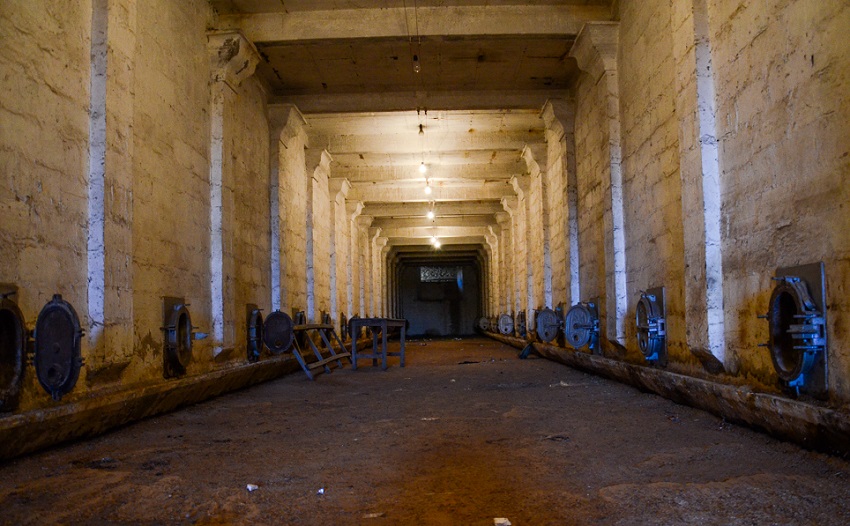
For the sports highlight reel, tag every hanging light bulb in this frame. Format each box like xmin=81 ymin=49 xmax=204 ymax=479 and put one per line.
xmin=433 ymin=240 xmax=441 ymax=249
xmin=424 ymin=180 xmax=432 ymax=195
xmin=419 ymin=161 xmax=427 ymax=173
xmin=426 ymin=210 xmax=435 ymax=220
xmin=430 ymin=235 xmax=438 ymax=244
xmin=413 ymin=54 xmax=421 ymax=73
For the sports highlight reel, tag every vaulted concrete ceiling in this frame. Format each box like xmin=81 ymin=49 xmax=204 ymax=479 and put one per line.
xmin=209 ymin=0 xmax=614 ymax=251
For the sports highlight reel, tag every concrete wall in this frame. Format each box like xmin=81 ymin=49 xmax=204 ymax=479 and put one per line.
xmin=618 ymin=0 xmax=691 ymax=365
xmin=536 ymin=0 xmax=850 ymax=405
xmin=708 ymin=0 xmax=850 ymax=392
xmin=399 ymin=263 xmax=481 ymax=337
xmin=0 ymin=1 xmax=275 ymax=414
xmin=230 ymin=78 xmax=271 ymax=355
xmin=573 ymin=71 xmax=609 ymax=315
xmin=0 ymin=1 xmax=92 ymax=407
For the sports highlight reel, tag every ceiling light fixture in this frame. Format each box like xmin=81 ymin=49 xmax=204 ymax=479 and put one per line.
xmin=419 ymin=161 xmax=427 ymax=173
xmin=424 ymin=179 xmax=432 ymax=195
xmin=433 ymin=240 xmax=441 ymax=249
xmin=426 ymin=210 xmax=435 ymax=220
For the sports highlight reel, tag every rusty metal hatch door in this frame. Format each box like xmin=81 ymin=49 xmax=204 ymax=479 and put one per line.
xmin=0 ymin=286 xmax=27 ymax=410
xmin=498 ymin=313 xmax=514 ymax=335
xmin=246 ymin=304 xmax=264 ymax=363
xmin=162 ymin=298 xmax=193 ymax=378
xmin=34 ymin=294 xmax=83 ymax=401
xmin=263 ymin=311 xmax=294 ymax=354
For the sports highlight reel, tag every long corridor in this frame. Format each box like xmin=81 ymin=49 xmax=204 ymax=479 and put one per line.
xmin=1 ymin=338 xmax=849 ymax=525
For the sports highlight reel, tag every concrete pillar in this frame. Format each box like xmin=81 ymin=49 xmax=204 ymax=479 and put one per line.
xmin=509 ymin=175 xmax=536 ymax=316
xmin=486 ymin=227 xmax=500 ymax=316
xmin=368 ymin=226 xmax=382 ymax=317
xmin=501 ymin=196 xmax=525 ymax=317
xmin=305 ymin=149 xmax=332 ymax=322
xmin=522 ymin=144 xmax=552 ymax=309
xmin=329 ymin=178 xmax=351 ymax=323
xmin=268 ymin=105 xmax=308 ymax=314
xmin=570 ymin=22 xmax=627 ymax=346
xmin=377 ymin=238 xmax=389 ymax=316
xmin=496 ymin=213 xmax=512 ymax=314
xmin=671 ymin=0 xmax=726 ymax=371
xmin=207 ymin=30 xmax=260 ymax=354
xmin=541 ymin=98 xmax=580 ymax=306
xmin=346 ymin=201 xmax=364 ymax=316
xmin=355 ymin=215 xmax=373 ymax=315
xmin=86 ymin=0 xmax=137 ymax=373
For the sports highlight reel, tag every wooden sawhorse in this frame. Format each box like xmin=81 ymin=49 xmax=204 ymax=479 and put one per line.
xmin=292 ymin=323 xmax=351 ymax=380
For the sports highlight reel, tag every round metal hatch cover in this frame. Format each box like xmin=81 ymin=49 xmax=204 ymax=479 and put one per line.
xmin=768 ymin=279 xmax=818 ymax=382
xmin=0 ymin=297 xmax=27 ymax=410
xmin=34 ymin=294 xmax=82 ymax=401
xmin=247 ymin=309 xmax=264 ymax=362
xmin=263 ymin=311 xmax=294 ymax=354
xmin=635 ymin=294 xmax=663 ymax=359
xmin=535 ymin=308 xmax=561 ymax=343
xmin=498 ymin=314 xmax=514 ymax=335
xmin=165 ymin=304 xmax=193 ymax=372
xmin=565 ymin=304 xmax=595 ymax=349
xmin=478 ymin=317 xmax=489 ymax=331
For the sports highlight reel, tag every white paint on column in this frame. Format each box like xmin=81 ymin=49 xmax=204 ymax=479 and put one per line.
xmin=306 ymin=168 xmax=315 ymax=321
xmin=694 ymin=0 xmax=726 ymax=362
xmin=209 ymin=90 xmax=226 ymax=347
xmin=87 ymin=0 xmax=108 ymax=346
xmin=608 ymin=75 xmax=628 ymax=344
xmin=269 ymin=138 xmax=281 ymax=311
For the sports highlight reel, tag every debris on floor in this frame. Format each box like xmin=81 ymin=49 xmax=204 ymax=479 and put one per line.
xmin=246 ymin=484 xmax=259 ymax=492
xmin=494 ymin=518 xmax=512 ymax=526
xmin=363 ymin=512 xmax=386 ymax=519
xmin=317 ymin=487 xmax=325 ymax=495
xmin=544 ymin=435 xmax=571 ymax=442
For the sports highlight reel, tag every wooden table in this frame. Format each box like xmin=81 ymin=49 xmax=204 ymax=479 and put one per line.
xmin=349 ymin=318 xmax=407 ymax=370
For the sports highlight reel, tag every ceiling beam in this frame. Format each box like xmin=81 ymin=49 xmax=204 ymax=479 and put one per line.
xmin=363 ymin=200 xmax=504 ymax=218
xmin=381 ymin=225 xmax=490 ymax=238
xmin=387 ymin=235 xmax=486 ymax=247
xmin=277 ymin=89 xmax=570 ymax=113
xmin=311 ymin=130 xmax=542 ymax=155
xmin=372 ymin=216 xmax=495 ymax=229
xmin=351 ymin=180 xmax=514 ymax=202
xmin=217 ymin=6 xmax=612 ymax=43
xmin=336 ymin=164 xmax=522 ymax=183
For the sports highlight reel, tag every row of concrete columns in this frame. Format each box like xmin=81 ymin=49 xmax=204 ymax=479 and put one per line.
xmin=480 ymin=15 xmax=725 ymax=368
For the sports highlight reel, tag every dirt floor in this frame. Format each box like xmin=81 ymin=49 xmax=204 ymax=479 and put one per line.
xmin=1 ymin=337 xmax=849 ymax=525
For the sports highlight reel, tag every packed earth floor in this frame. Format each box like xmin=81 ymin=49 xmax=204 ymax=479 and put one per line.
xmin=1 ymin=337 xmax=849 ymax=525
